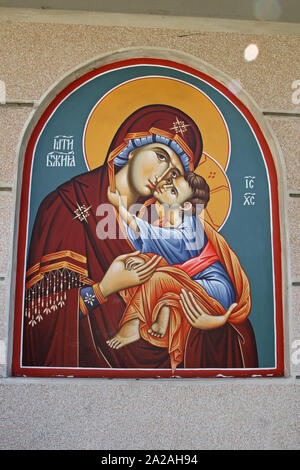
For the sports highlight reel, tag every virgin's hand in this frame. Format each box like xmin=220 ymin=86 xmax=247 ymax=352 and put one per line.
xmin=179 ymin=289 xmax=237 ymax=330
xmin=125 ymin=256 xmax=146 ymax=271
xmin=100 ymin=251 xmax=162 ymax=297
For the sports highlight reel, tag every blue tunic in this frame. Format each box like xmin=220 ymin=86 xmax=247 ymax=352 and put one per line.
xmin=126 ymin=215 xmax=235 ymax=310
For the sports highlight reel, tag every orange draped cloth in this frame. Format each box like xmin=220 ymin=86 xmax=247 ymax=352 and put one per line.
xmin=119 ymin=218 xmax=251 ymax=373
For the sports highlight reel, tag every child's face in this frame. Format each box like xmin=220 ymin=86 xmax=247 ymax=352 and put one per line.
xmin=153 ymin=175 xmax=193 ymax=208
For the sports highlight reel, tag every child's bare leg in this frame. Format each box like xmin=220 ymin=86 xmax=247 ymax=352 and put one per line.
xmin=148 ymin=305 xmax=170 ymax=338
xmin=107 ymin=318 xmax=140 ymax=349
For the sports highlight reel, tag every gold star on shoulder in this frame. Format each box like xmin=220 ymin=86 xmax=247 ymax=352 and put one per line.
xmin=73 ymin=202 xmax=92 ymax=223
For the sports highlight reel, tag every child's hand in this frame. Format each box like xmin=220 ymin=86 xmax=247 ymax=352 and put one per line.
xmin=107 ymin=187 xmax=121 ymax=207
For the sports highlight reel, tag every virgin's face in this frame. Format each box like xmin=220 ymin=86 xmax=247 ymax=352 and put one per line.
xmin=127 ymin=143 xmax=184 ymax=197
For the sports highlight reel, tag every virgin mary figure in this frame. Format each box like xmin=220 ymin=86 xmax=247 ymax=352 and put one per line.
xmin=23 ymin=104 xmax=258 ymax=372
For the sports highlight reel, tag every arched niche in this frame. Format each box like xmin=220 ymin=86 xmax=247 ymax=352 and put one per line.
xmin=11 ymin=48 xmax=287 ymax=378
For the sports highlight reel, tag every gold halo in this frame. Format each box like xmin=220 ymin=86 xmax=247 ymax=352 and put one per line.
xmin=84 ymin=76 xmax=230 ymax=171
xmin=195 ymin=153 xmax=231 ymax=231
xmin=84 ymin=76 xmax=231 ymax=230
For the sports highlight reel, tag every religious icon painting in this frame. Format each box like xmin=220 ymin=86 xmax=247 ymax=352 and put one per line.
xmin=12 ymin=56 xmax=285 ymax=378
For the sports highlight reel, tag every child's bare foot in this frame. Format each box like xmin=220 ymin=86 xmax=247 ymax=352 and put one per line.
xmin=107 ymin=318 xmax=140 ymax=349
xmin=148 ymin=305 xmax=170 ymax=338
xmin=148 ymin=321 xmax=167 ymax=338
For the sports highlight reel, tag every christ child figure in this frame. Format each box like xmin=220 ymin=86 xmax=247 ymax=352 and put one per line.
xmin=106 ymin=171 xmax=236 ymax=372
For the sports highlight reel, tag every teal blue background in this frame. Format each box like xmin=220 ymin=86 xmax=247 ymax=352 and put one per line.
xmin=27 ymin=65 xmax=276 ymax=368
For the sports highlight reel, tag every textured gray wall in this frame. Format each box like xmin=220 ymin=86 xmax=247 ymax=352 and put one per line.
xmin=0 ymin=8 xmax=299 ymax=450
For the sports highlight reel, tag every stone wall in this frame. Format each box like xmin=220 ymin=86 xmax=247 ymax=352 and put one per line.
xmin=0 ymin=8 xmax=299 ymax=450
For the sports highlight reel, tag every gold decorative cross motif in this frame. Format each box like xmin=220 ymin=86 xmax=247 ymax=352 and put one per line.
xmin=73 ymin=202 xmax=92 ymax=223
xmin=170 ymin=116 xmax=190 ymax=138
